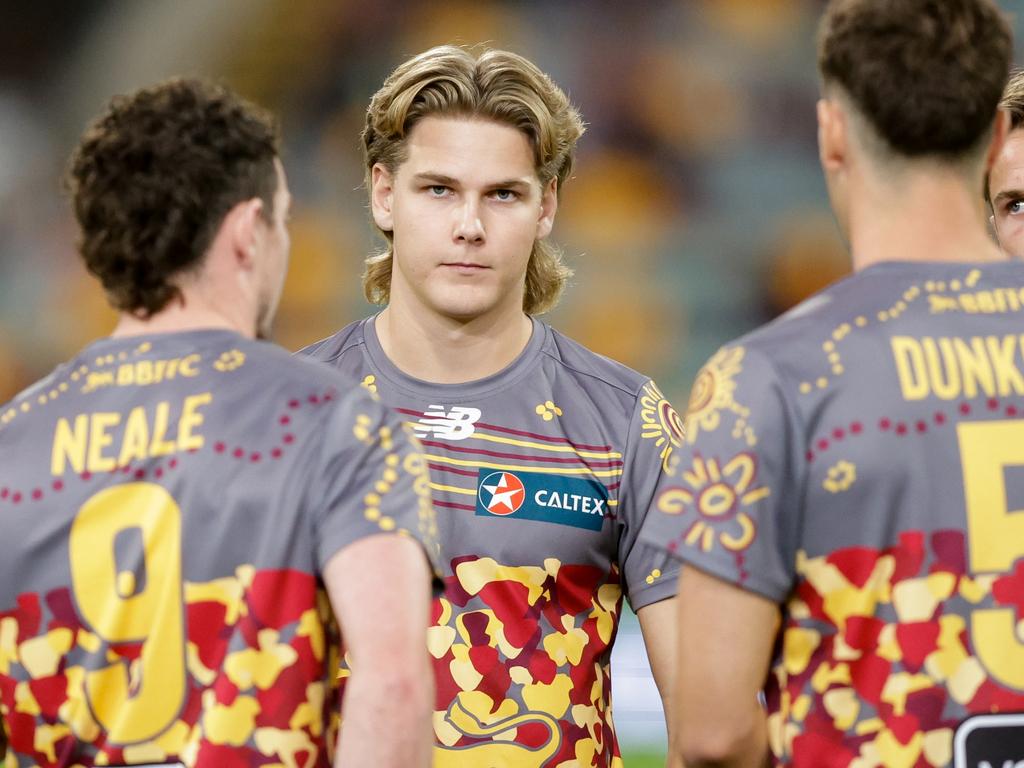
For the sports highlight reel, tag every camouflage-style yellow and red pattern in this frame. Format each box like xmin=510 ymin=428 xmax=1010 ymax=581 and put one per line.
xmin=1 ymin=567 xmax=340 ymax=768
xmin=770 ymin=529 xmax=1024 ymax=766
xmin=334 ymin=556 xmax=626 ymax=768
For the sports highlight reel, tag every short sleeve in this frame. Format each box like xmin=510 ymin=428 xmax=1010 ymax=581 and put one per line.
xmin=310 ymin=392 xmax=444 ymax=588
xmin=638 ymin=345 xmax=805 ymax=603
xmin=615 ymin=379 xmax=686 ymax=610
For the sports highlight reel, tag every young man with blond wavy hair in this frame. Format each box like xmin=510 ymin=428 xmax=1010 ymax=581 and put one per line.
xmin=301 ymin=45 xmax=682 ymax=767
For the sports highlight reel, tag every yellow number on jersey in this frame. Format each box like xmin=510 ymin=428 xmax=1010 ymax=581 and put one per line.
xmin=958 ymin=420 xmax=1024 ymax=691
xmin=69 ymin=482 xmax=185 ymax=743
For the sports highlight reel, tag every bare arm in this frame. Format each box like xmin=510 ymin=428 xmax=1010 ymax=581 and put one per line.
xmin=325 ymin=533 xmax=435 ymax=768
xmin=672 ymin=565 xmax=780 ymax=768
xmin=635 ymin=597 xmax=680 ymax=766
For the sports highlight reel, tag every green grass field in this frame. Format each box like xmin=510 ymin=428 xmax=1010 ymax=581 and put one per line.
xmin=621 ymin=751 xmax=666 ymax=767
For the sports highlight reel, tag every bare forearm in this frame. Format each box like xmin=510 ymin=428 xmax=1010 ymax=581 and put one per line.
xmin=661 ymin=694 xmax=683 ymax=768
xmin=676 ymin=700 xmax=769 ymax=768
xmin=336 ymin=668 xmax=434 ymax=767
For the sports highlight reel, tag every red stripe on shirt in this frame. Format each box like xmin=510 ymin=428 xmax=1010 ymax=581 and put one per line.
xmin=421 ymin=440 xmax=623 ymax=467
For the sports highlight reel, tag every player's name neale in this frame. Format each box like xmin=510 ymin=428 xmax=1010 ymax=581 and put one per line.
xmin=891 ymin=334 xmax=1024 ymax=401
xmin=49 ymin=393 xmax=212 ymax=476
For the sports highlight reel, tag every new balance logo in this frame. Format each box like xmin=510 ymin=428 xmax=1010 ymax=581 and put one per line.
xmin=413 ymin=405 xmax=482 ymax=441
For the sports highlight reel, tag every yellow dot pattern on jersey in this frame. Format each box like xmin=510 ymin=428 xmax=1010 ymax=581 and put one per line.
xmin=535 ymin=401 xmax=563 ymax=421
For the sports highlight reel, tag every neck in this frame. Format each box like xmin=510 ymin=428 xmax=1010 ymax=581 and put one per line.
xmin=848 ymin=165 xmax=1007 ymax=270
xmin=375 ymin=303 xmax=534 ymax=384
xmin=111 ymin=292 xmax=254 ymax=340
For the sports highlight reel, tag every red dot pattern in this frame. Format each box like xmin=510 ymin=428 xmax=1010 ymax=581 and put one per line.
xmin=807 ymin=398 xmax=1023 ymax=463
xmin=207 ymin=388 xmax=334 ymax=467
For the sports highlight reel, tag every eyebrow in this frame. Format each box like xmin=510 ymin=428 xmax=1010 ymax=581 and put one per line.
xmin=411 ymin=172 xmax=534 ymax=191
xmin=993 ymin=188 xmax=1024 ymax=206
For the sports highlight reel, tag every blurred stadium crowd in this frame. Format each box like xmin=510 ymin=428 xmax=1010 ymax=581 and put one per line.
xmin=0 ymin=0 xmax=876 ymax=409
xmin=1 ymin=0 xmax=1022 ymax=407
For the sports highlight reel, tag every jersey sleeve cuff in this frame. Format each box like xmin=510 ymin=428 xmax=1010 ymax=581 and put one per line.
xmin=626 ymin=562 xmax=681 ymax=610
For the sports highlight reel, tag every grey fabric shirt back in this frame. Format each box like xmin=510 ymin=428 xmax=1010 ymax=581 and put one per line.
xmin=640 ymin=262 xmax=1024 ymax=767
xmin=0 ymin=329 xmax=439 ymax=767
xmin=300 ymin=316 xmax=680 ymax=767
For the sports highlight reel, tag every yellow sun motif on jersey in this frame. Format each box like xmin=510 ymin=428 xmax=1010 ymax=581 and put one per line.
xmin=639 ymin=380 xmax=686 ymax=474
xmin=684 ymin=346 xmax=755 ymax=446
xmin=656 ymin=452 xmax=768 ymax=554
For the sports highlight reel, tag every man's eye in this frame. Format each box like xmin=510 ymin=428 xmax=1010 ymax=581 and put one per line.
xmin=492 ymin=189 xmax=517 ymax=201
xmin=428 ymin=185 xmax=448 ymax=196
xmin=1010 ymin=199 xmax=1024 ymax=215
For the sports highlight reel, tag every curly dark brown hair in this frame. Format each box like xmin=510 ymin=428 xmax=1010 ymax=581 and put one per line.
xmin=818 ymin=0 xmax=1011 ymax=159
xmin=66 ymin=77 xmax=280 ymax=316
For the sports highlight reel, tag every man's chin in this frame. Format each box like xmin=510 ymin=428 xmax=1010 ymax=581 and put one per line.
xmin=431 ymin=295 xmax=506 ymax=323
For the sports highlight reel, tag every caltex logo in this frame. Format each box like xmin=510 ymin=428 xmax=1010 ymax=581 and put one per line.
xmin=478 ymin=472 xmax=526 ymax=516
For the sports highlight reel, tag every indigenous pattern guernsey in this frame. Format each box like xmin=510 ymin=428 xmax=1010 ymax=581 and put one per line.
xmin=300 ymin=318 xmax=681 ymax=768
xmin=640 ymin=262 xmax=1024 ymax=767
xmin=0 ymin=330 xmax=440 ymax=767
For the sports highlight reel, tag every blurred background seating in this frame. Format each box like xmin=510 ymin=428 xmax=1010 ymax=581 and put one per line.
xmin=2 ymin=2 xmax=1021 ymax=762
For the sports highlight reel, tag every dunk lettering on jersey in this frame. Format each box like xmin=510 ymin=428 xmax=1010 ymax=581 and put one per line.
xmin=640 ymin=263 xmax=1024 ymax=767
xmin=301 ymin=317 xmax=681 ymax=767
xmin=0 ymin=330 xmax=440 ymax=767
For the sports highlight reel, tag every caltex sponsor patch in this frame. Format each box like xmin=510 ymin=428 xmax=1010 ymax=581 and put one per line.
xmin=476 ymin=469 xmax=608 ymax=531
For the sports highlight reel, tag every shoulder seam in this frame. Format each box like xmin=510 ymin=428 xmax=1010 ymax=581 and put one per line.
xmin=538 ymin=347 xmax=644 ymax=399
xmin=308 ymin=331 xmax=366 ymax=366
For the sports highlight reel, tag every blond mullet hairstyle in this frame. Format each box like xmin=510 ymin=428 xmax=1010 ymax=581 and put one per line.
xmin=361 ymin=45 xmax=585 ymax=315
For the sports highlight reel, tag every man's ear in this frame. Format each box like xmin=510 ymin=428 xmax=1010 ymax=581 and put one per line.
xmin=536 ymin=177 xmax=558 ymax=240
xmin=986 ymin=108 xmax=1011 ymax=174
xmin=225 ymin=197 xmax=265 ymax=268
xmin=817 ymin=97 xmax=848 ymax=176
xmin=371 ymin=163 xmax=395 ymax=232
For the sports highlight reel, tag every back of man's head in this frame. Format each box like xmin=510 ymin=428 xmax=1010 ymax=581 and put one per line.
xmin=818 ymin=0 xmax=1011 ymax=161
xmin=66 ymin=78 xmax=280 ymax=318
